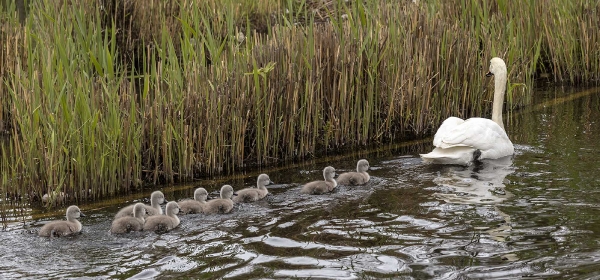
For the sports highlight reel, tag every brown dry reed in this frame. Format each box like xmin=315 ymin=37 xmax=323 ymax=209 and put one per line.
xmin=0 ymin=0 xmax=599 ymax=207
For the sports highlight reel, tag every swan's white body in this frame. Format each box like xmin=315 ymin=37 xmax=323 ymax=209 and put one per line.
xmin=421 ymin=57 xmax=514 ymax=165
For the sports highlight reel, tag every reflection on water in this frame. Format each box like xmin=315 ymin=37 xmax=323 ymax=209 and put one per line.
xmin=428 ymin=156 xmax=516 ymax=244
xmin=430 ymin=156 xmax=515 ymax=204
xmin=1 ymin=86 xmax=600 ymax=279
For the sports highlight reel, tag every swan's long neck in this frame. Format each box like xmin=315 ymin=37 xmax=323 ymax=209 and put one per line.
xmin=491 ymin=70 xmax=508 ymax=130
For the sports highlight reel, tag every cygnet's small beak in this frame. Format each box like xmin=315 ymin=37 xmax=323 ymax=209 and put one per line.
xmin=485 ymin=71 xmax=493 ymax=77
xmin=233 ymin=192 xmax=239 ymax=196
xmin=334 ymin=172 xmax=339 ymax=178
xmin=79 ymin=212 xmax=86 ymax=217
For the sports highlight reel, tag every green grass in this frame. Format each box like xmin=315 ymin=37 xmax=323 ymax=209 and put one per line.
xmin=0 ymin=0 xmax=599 ymax=210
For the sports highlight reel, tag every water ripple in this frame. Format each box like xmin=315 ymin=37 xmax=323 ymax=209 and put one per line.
xmin=3 ymin=91 xmax=600 ymax=279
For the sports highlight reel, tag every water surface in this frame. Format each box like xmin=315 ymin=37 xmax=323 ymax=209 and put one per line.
xmin=1 ymin=86 xmax=599 ymax=279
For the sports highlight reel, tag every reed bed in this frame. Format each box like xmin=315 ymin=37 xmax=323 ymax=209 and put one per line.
xmin=1 ymin=0 xmax=599 ymax=208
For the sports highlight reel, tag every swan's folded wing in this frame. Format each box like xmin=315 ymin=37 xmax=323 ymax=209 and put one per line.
xmin=433 ymin=117 xmax=465 ymax=147
xmin=439 ymin=118 xmax=507 ymax=151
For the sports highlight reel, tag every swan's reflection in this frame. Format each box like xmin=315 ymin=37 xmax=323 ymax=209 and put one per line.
xmin=430 ymin=156 xmax=515 ymax=243
xmin=432 ymin=156 xmax=515 ymax=204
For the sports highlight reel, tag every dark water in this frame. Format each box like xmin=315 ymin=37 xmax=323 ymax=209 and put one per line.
xmin=1 ymin=87 xmax=600 ymax=279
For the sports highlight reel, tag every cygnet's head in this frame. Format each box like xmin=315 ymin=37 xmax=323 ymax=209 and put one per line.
xmin=220 ymin=185 xmax=237 ymax=199
xmin=165 ymin=201 xmax=180 ymax=215
xmin=323 ymin=166 xmax=337 ymax=180
xmin=133 ymin=203 xmax=147 ymax=218
xmin=357 ymin=159 xmax=370 ymax=172
xmin=193 ymin=188 xmax=209 ymax=201
xmin=151 ymin=191 xmax=167 ymax=205
xmin=66 ymin=205 xmax=85 ymax=219
xmin=257 ymin=174 xmax=274 ymax=187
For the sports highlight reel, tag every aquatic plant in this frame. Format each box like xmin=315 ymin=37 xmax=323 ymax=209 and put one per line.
xmin=0 ymin=0 xmax=599 ymax=209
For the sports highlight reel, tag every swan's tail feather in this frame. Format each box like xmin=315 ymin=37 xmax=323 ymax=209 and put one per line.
xmin=420 ymin=147 xmax=477 ymax=165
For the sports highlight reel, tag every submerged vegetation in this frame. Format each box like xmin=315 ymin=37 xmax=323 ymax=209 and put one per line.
xmin=0 ymin=0 xmax=599 ymax=207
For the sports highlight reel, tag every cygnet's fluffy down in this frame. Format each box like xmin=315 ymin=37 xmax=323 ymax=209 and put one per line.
xmin=300 ymin=166 xmax=337 ymax=195
xmin=39 ymin=205 xmax=85 ymax=237
xmin=110 ymin=203 xmax=147 ymax=234
xmin=143 ymin=201 xmax=181 ymax=233
xmin=233 ymin=174 xmax=274 ymax=203
xmin=114 ymin=190 xmax=167 ymax=219
xmin=179 ymin=188 xmax=209 ymax=214
xmin=336 ymin=159 xmax=370 ymax=186
xmin=204 ymin=185 xmax=237 ymax=214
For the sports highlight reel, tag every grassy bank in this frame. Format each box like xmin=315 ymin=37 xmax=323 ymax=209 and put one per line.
xmin=1 ymin=0 xmax=599 ymax=207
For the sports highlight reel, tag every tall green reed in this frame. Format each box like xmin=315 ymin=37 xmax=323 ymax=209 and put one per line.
xmin=0 ymin=0 xmax=599 ymax=209
xmin=3 ymin=1 xmax=141 ymax=204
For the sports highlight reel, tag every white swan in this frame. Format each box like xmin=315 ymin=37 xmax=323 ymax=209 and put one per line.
xmin=420 ymin=57 xmax=514 ymax=165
